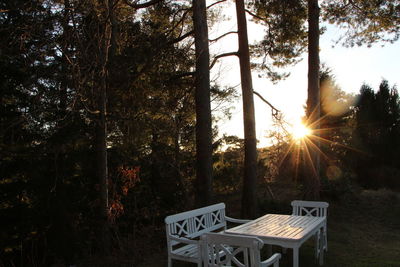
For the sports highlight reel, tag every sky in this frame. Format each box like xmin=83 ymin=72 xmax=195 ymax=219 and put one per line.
xmin=208 ymin=1 xmax=400 ymax=147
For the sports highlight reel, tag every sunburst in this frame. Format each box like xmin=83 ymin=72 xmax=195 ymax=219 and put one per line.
xmin=291 ymin=122 xmax=312 ymax=140
xmin=273 ymin=111 xmax=364 ymax=185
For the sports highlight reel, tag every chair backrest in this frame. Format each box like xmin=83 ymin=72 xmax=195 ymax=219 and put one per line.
xmin=291 ymin=200 xmax=329 ymax=217
xmin=201 ymin=233 xmax=264 ymax=267
xmin=165 ymin=203 xmax=227 ymax=242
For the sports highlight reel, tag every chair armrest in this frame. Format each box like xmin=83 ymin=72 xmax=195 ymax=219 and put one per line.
xmin=225 ymin=216 xmax=251 ymax=224
xmin=169 ymin=235 xmax=199 ymax=245
xmin=261 ymin=253 xmax=281 ymax=267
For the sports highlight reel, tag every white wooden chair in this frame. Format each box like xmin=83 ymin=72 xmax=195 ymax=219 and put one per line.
xmin=201 ymin=232 xmax=281 ymax=267
xmin=291 ymin=200 xmax=329 ymax=259
xmin=165 ymin=203 xmax=250 ymax=267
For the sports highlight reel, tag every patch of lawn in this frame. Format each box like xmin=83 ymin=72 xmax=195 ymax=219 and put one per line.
xmin=137 ymin=189 xmax=400 ymax=266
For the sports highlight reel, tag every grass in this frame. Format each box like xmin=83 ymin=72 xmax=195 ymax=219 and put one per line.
xmin=78 ymin=186 xmax=399 ymax=266
xmin=320 ymin=189 xmax=400 ymax=267
xmin=136 ymin=187 xmax=400 ymax=267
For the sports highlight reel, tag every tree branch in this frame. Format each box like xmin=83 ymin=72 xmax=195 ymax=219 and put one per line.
xmin=245 ymin=9 xmax=266 ymax=21
xmin=209 ymin=52 xmax=238 ymax=70
xmin=170 ymin=71 xmax=195 ymax=80
xmin=209 ymin=31 xmax=237 ymax=43
xmin=253 ymin=90 xmax=280 ymax=116
xmin=164 ymin=7 xmax=192 ymax=40
xmin=171 ymin=30 xmax=194 ymax=44
xmin=124 ymin=0 xmax=163 ymax=9
xmin=207 ymin=0 xmax=227 ymax=9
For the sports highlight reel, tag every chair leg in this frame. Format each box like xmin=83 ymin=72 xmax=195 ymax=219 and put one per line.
xmin=324 ymin=225 xmax=328 ymax=252
xmin=314 ymin=231 xmax=320 ymax=260
xmin=319 ymin=229 xmax=324 ymax=266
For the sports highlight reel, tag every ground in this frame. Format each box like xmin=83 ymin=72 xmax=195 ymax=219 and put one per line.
xmin=137 ymin=188 xmax=400 ymax=267
xmin=76 ymin=186 xmax=400 ymax=267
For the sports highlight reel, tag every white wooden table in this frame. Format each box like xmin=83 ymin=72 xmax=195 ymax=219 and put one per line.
xmin=225 ymin=214 xmax=326 ymax=267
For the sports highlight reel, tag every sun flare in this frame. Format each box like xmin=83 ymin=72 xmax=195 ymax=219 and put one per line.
xmin=292 ymin=122 xmax=311 ymax=140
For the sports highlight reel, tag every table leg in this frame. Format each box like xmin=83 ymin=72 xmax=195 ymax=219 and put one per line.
xmin=293 ymin=247 xmax=299 ymax=267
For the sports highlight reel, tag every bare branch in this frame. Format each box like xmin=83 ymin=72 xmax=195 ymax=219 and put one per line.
xmin=164 ymin=7 xmax=192 ymax=39
xmin=210 ymin=52 xmax=238 ymax=70
xmin=207 ymin=0 xmax=227 ymax=9
xmin=209 ymin=31 xmax=237 ymax=43
xmin=171 ymin=71 xmax=195 ymax=80
xmin=245 ymin=9 xmax=265 ymax=21
xmin=124 ymin=0 xmax=163 ymax=9
xmin=171 ymin=30 xmax=194 ymax=44
xmin=253 ymin=90 xmax=280 ymax=116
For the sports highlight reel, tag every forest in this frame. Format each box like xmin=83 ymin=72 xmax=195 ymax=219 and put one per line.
xmin=1 ymin=0 xmax=399 ymax=266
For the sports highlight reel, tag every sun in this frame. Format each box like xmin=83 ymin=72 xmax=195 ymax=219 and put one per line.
xmin=291 ymin=122 xmax=311 ymax=140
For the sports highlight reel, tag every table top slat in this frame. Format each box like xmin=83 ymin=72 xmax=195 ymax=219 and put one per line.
xmin=226 ymin=214 xmax=325 ymax=242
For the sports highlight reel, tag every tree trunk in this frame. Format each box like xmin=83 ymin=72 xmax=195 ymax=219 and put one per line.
xmin=95 ymin=0 xmax=117 ymax=253
xmin=193 ymin=0 xmax=213 ymax=207
xmin=174 ymin=119 xmax=189 ymax=207
xmin=52 ymin=1 xmax=77 ymax=263
xmin=96 ymin=64 xmax=109 ymax=253
xmin=235 ymin=0 xmax=258 ymax=218
xmin=306 ymin=0 xmax=321 ymax=199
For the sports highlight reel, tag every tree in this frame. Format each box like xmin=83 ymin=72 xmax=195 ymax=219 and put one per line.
xmin=248 ymin=0 xmax=308 ymax=82
xmin=319 ymin=69 xmax=354 ymax=158
xmin=0 ymin=0 xmax=242 ymax=263
xmin=96 ymin=0 xmax=116 ymax=253
xmin=250 ymin=0 xmax=400 ymax=198
xmin=1 ymin=0 xmax=202 ymax=262
xmin=235 ymin=0 xmax=258 ymax=218
xmin=351 ymin=80 xmax=400 ymax=189
xmin=322 ymin=0 xmax=400 ymax=47
xmin=193 ymin=0 xmax=213 ymax=207
xmin=0 ymin=0 xmax=94 ymax=264
xmin=305 ymin=0 xmax=321 ymax=199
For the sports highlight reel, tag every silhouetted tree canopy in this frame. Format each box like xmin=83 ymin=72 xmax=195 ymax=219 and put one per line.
xmin=1 ymin=0 xmax=400 ymax=265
